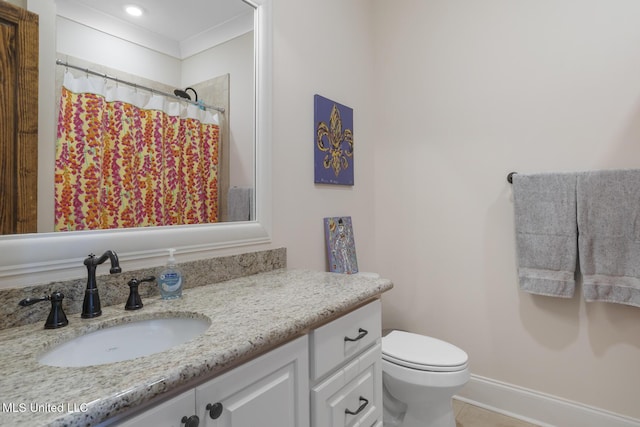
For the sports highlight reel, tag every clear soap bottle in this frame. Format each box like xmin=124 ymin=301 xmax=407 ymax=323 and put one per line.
xmin=158 ymin=248 xmax=183 ymax=299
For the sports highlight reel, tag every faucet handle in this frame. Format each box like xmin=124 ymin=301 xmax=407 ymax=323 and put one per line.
xmin=125 ymin=276 xmax=156 ymax=310
xmin=19 ymin=291 xmax=69 ymax=329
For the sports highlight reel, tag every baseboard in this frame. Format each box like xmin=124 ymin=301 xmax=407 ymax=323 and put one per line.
xmin=455 ymin=374 xmax=640 ymax=427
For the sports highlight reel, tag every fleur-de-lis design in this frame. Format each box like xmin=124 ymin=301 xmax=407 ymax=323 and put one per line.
xmin=317 ymin=104 xmax=353 ymax=177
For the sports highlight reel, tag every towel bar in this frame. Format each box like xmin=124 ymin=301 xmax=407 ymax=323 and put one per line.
xmin=507 ymin=172 xmax=517 ymax=184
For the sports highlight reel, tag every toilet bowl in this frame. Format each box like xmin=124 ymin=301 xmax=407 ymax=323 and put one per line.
xmin=382 ymin=331 xmax=469 ymax=427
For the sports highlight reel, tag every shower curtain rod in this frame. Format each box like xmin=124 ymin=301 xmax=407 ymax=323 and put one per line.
xmin=55 ymin=59 xmax=225 ymax=113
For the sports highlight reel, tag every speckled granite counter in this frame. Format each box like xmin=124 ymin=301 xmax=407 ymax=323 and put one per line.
xmin=0 ymin=269 xmax=392 ymax=427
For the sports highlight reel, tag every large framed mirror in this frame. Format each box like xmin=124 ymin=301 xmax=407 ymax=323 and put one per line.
xmin=0 ymin=0 xmax=272 ymax=287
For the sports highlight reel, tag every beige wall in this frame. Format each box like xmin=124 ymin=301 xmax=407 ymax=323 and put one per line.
xmin=372 ymin=0 xmax=640 ymax=420
xmin=271 ymin=0 xmax=640 ymax=419
xmin=270 ymin=0 xmax=378 ymax=273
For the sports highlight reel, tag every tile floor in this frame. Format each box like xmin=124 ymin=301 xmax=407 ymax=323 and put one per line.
xmin=453 ymin=399 xmax=541 ymax=427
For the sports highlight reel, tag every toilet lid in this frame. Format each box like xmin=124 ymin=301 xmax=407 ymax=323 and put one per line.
xmin=382 ymin=331 xmax=468 ymax=372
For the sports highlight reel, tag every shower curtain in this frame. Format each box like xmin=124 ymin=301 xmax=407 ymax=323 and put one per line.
xmin=54 ymin=72 xmax=220 ymax=231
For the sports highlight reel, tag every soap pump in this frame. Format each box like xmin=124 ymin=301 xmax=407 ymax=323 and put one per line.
xmin=158 ymin=248 xmax=184 ymax=299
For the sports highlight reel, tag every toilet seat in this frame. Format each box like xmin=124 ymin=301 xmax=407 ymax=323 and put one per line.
xmin=382 ymin=331 xmax=468 ymax=373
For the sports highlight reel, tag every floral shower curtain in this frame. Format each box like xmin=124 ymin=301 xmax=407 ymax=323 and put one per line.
xmin=54 ymin=72 xmax=220 ymax=231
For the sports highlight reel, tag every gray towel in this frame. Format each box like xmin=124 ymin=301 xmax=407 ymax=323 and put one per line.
xmin=512 ymin=173 xmax=578 ymax=297
xmin=228 ymin=187 xmax=253 ymax=221
xmin=577 ymin=170 xmax=640 ymax=307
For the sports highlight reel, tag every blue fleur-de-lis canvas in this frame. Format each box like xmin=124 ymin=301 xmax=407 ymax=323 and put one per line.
xmin=314 ymin=95 xmax=354 ymax=185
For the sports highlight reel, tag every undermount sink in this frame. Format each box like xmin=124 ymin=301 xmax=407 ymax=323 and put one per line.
xmin=38 ymin=316 xmax=211 ymax=367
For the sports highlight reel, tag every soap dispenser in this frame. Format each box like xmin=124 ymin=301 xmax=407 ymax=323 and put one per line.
xmin=158 ymin=248 xmax=184 ymax=299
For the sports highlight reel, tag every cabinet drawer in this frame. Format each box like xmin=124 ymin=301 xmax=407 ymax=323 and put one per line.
xmin=310 ymin=300 xmax=381 ymax=380
xmin=311 ymin=342 xmax=382 ymax=427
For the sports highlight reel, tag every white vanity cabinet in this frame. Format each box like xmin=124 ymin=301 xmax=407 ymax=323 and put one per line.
xmin=310 ymin=300 xmax=383 ymax=427
xmin=114 ymin=300 xmax=383 ymax=427
xmin=116 ymin=336 xmax=309 ymax=427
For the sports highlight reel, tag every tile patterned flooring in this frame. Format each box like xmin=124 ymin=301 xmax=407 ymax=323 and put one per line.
xmin=453 ymin=399 xmax=541 ymax=427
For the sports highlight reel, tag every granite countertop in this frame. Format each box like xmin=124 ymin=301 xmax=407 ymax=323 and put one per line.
xmin=0 ymin=269 xmax=393 ymax=427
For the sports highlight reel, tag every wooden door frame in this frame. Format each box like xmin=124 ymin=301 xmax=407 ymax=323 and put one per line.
xmin=0 ymin=1 xmax=38 ymax=234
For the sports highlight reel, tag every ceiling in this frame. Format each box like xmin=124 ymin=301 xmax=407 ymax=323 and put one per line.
xmin=56 ymin=0 xmax=255 ymax=58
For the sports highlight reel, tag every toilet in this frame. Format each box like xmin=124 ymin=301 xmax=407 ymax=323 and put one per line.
xmin=382 ymin=330 xmax=470 ymax=427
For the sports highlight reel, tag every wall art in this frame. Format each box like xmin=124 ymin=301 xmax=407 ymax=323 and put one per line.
xmin=314 ymin=95 xmax=354 ymax=185
xmin=324 ymin=216 xmax=358 ymax=274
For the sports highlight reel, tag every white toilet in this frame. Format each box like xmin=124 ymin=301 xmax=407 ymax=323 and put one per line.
xmin=382 ymin=330 xmax=470 ymax=427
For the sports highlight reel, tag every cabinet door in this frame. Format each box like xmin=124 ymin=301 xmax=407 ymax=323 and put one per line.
xmin=196 ymin=336 xmax=309 ymax=427
xmin=311 ymin=342 xmax=382 ymax=427
xmin=116 ymin=389 xmax=196 ymax=427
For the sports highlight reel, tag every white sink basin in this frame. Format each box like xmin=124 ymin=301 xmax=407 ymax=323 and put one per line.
xmin=38 ymin=316 xmax=211 ymax=367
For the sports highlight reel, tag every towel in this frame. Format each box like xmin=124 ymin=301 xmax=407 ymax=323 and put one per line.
xmin=512 ymin=173 xmax=578 ymax=297
xmin=577 ymin=170 xmax=640 ymax=307
xmin=228 ymin=187 xmax=253 ymax=221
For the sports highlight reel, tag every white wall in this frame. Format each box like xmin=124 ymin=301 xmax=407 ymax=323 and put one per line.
xmin=56 ymin=17 xmax=181 ymax=86
xmin=372 ymin=0 xmax=640 ymax=420
xmin=269 ymin=0 xmax=378 ymax=273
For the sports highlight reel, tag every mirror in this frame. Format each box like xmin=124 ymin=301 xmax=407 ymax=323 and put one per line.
xmin=48 ymin=0 xmax=255 ymax=231
xmin=0 ymin=0 xmax=272 ymax=286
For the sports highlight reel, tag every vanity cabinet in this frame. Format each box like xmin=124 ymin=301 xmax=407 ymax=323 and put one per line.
xmin=310 ymin=300 xmax=383 ymax=427
xmin=117 ymin=336 xmax=309 ymax=427
xmin=115 ymin=300 xmax=382 ymax=427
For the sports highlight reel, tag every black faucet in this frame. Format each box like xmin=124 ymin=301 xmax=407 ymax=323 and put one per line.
xmin=82 ymin=250 xmax=121 ymax=318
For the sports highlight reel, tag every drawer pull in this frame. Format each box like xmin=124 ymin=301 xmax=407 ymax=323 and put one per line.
xmin=345 ymin=396 xmax=369 ymax=416
xmin=344 ymin=328 xmax=368 ymax=342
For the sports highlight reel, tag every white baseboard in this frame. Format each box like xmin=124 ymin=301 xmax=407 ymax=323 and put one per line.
xmin=455 ymin=374 xmax=640 ymax=427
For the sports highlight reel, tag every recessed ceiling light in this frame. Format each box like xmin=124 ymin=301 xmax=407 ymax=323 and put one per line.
xmin=124 ymin=5 xmax=144 ymax=17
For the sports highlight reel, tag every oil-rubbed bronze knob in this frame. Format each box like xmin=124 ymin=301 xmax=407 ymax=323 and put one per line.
xmin=206 ymin=402 xmax=223 ymax=419
xmin=181 ymin=415 xmax=199 ymax=427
